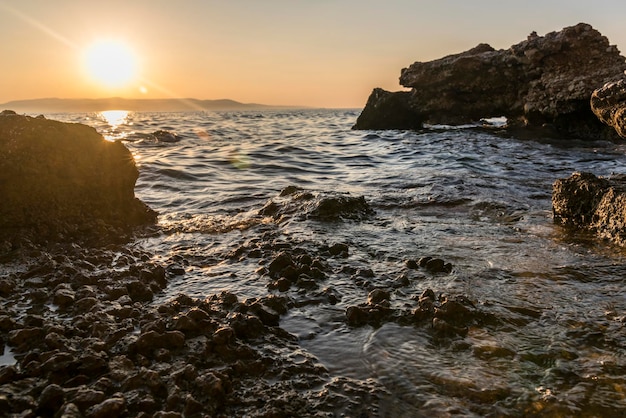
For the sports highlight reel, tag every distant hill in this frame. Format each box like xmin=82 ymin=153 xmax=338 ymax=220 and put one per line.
xmin=0 ymin=97 xmax=292 ymax=113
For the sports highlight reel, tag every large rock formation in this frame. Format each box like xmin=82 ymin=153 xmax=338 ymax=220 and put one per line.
xmin=0 ymin=110 xmax=156 ymax=242
xmin=591 ymin=78 xmax=626 ymax=138
xmin=355 ymin=23 xmax=626 ymax=139
xmin=553 ymin=172 xmax=626 ymax=245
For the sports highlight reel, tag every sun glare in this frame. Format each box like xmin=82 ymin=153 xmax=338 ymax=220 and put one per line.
xmin=83 ymin=40 xmax=137 ymax=88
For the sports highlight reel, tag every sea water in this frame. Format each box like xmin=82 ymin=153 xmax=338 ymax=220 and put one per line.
xmin=50 ymin=109 xmax=626 ymax=416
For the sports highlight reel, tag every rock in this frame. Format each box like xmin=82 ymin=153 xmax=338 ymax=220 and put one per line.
xmin=591 ymin=78 xmax=626 ymax=138
xmin=367 ymin=289 xmax=390 ymax=305
xmin=353 ymin=88 xmax=423 ymax=130
xmin=57 ymin=402 xmax=82 ymax=418
xmin=152 ymin=129 xmax=180 ymax=143
xmin=552 ymin=172 xmax=626 ymax=245
xmin=132 ymin=330 xmax=185 ymax=356
xmin=309 ymin=195 xmax=373 ymax=221
xmin=88 ymin=397 xmax=126 ymax=418
xmin=0 ymin=111 xmax=156 ymax=242
xmin=36 ymin=383 xmax=65 ymax=416
xmin=355 ymin=23 xmax=626 ymax=139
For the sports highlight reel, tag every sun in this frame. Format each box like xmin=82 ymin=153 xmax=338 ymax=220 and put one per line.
xmin=83 ymin=40 xmax=137 ymax=88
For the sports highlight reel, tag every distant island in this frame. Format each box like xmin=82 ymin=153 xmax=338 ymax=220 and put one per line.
xmin=0 ymin=97 xmax=298 ymax=113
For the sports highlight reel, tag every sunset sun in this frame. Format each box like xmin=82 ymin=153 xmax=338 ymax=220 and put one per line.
xmin=83 ymin=40 xmax=137 ymax=88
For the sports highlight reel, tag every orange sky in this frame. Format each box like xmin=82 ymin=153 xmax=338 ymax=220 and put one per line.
xmin=1 ymin=0 xmax=625 ymax=108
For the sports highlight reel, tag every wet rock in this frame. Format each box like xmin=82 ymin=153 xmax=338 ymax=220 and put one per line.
xmin=353 ymin=88 xmax=423 ymax=130
xmin=71 ymin=388 xmax=106 ymax=411
xmin=553 ymin=171 xmax=626 ymax=245
xmin=248 ymin=302 xmax=280 ymax=326
xmin=53 ymin=287 xmax=76 ymax=308
xmin=268 ymin=252 xmax=295 ymax=277
xmin=591 ymin=78 xmax=626 ymax=138
xmin=37 ymin=383 xmax=65 ymax=416
xmin=152 ymin=129 xmax=180 ymax=143
xmin=368 ymin=289 xmax=391 ymax=305
xmin=328 ymin=243 xmax=349 ymax=257
xmin=432 ymin=317 xmax=468 ymax=337
xmin=8 ymin=327 xmax=43 ymax=348
xmin=355 ymin=23 xmax=626 ymax=139
xmin=126 ymin=280 xmax=154 ymax=302
xmin=57 ymin=402 xmax=82 ymax=418
xmin=131 ymin=330 xmax=185 ymax=356
xmin=309 ymin=195 xmax=374 ymax=221
xmin=0 ymin=112 xmax=156 ymax=243
xmin=88 ymin=396 xmax=126 ymax=418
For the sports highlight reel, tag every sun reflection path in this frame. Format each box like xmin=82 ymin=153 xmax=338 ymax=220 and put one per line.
xmin=99 ymin=110 xmax=131 ymax=141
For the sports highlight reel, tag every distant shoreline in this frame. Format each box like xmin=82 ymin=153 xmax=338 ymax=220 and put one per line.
xmin=0 ymin=97 xmax=308 ymax=113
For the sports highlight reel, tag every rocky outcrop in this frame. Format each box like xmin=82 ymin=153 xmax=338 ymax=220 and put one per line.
xmin=0 ymin=110 xmax=156 ymax=242
xmin=591 ymin=78 xmax=626 ymax=138
xmin=553 ymin=172 xmax=626 ymax=245
xmin=349 ymin=88 xmax=423 ymax=130
xmin=355 ymin=23 xmax=626 ymax=139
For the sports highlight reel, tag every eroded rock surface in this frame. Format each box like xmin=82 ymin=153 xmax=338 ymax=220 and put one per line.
xmin=553 ymin=171 xmax=626 ymax=245
xmin=355 ymin=23 xmax=626 ymax=139
xmin=0 ymin=110 xmax=156 ymax=243
xmin=591 ymin=78 xmax=626 ymax=138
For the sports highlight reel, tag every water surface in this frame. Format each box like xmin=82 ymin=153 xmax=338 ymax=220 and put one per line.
xmin=52 ymin=109 xmax=626 ymax=416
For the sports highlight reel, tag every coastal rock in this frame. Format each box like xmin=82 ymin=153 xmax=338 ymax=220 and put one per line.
xmin=0 ymin=111 xmax=156 ymax=242
xmin=591 ymin=79 xmax=626 ymax=138
xmin=355 ymin=23 xmax=626 ymax=139
xmin=553 ymin=172 xmax=626 ymax=245
xmin=352 ymin=88 xmax=422 ymax=130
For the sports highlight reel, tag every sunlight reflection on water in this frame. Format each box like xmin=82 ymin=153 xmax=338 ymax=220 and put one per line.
xmin=98 ymin=109 xmax=131 ymax=141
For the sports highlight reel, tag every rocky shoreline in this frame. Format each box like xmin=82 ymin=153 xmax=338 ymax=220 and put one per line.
xmin=0 ymin=237 xmax=389 ymax=417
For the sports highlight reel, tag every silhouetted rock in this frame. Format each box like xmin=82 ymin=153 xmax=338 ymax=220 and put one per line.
xmin=356 ymin=23 xmax=626 ymax=139
xmin=353 ymin=88 xmax=422 ymax=130
xmin=0 ymin=111 xmax=156 ymax=242
xmin=553 ymin=172 xmax=626 ymax=245
xmin=591 ymin=78 xmax=626 ymax=138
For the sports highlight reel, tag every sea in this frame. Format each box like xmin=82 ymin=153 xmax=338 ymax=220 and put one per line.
xmin=49 ymin=109 xmax=626 ymax=416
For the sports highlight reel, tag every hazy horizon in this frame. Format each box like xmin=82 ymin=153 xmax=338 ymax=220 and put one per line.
xmin=2 ymin=0 xmax=626 ymax=108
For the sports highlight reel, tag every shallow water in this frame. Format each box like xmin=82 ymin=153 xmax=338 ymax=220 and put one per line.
xmin=51 ymin=109 xmax=626 ymax=416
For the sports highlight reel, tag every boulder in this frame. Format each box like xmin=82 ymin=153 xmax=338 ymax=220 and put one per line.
xmin=355 ymin=23 xmax=626 ymax=139
xmin=591 ymin=78 xmax=626 ymax=138
xmin=0 ymin=110 xmax=156 ymax=241
xmin=352 ymin=88 xmax=422 ymax=130
xmin=552 ymin=172 xmax=626 ymax=245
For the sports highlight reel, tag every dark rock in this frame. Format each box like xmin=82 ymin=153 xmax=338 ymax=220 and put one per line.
xmin=132 ymin=330 xmax=185 ymax=356
xmin=0 ymin=112 xmax=156 ymax=242
xmin=152 ymin=129 xmax=180 ymax=143
xmin=355 ymin=23 xmax=626 ymax=139
xmin=57 ymin=402 xmax=82 ymax=418
xmin=309 ymin=195 xmax=373 ymax=221
xmin=553 ymin=171 xmax=626 ymax=245
xmin=71 ymin=388 xmax=106 ymax=411
xmin=353 ymin=88 xmax=423 ymax=130
xmin=328 ymin=243 xmax=349 ymax=257
xmin=37 ymin=383 xmax=65 ymax=416
xmin=367 ymin=289 xmax=390 ymax=305
xmin=424 ymin=258 xmax=446 ymax=273
xmin=53 ymin=287 xmax=75 ymax=308
xmin=591 ymin=78 xmax=626 ymax=138
xmin=88 ymin=397 xmax=126 ymax=418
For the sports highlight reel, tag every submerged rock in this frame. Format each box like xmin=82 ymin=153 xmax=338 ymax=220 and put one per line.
xmin=553 ymin=171 xmax=626 ymax=245
xmin=355 ymin=23 xmax=626 ymax=139
xmin=0 ymin=111 xmax=156 ymax=242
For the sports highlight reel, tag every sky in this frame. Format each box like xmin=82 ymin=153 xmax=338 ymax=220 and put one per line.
xmin=1 ymin=0 xmax=625 ymax=108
